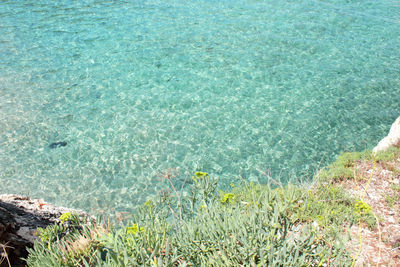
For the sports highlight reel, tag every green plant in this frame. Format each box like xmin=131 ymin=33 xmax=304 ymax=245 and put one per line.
xmin=373 ymin=147 xmax=400 ymax=162
xmin=27 ymin=173 xmax=353 ymax=266
xmin=317 ymin=147 xmax=400 ymax=183
xmin=172 ymin=184 xmax=351 ymax=266
xmin=59 ymin=212 xmax=73 ymax=223
xmin=27 ymin=213 xmax=100 ymax=267
xmin=385 ymin=183 xmax=400 ymax=207
xmin=317 ymin=151 xmax=371 ymax=182
xmin=390 ymin=184 xmax=400 ymax=192
xmin=290 ymin=184 xmax=375 ymax=235
xmin=354 ymin=200 xmax=372 ymax=215
xmin=220 ymin=192 xmax=235 ymax=204
xmin=385 ymin=194 xmax=399 ymax=207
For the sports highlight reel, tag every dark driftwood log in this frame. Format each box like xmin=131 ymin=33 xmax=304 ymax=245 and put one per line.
xmin=0 ymin=195 xmax=86 ymax=267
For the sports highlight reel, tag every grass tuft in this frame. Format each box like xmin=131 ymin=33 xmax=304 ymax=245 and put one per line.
xmin=373 ymin=147 xmax=400 ymax=162
xmin=317 ymin=151 xmax=372 ymax=182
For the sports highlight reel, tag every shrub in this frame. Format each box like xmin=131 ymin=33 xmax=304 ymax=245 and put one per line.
xmin=27 ymin=173 xmax=354 ymax=266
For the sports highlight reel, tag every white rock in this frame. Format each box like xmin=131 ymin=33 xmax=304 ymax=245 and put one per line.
xmin=387 ymin=216 xmax=396 ymax=224
xmin=373 ymin=116 xmax=400 ymax=154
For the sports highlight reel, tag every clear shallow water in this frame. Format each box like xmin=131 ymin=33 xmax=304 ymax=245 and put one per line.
xmin=1 ymin=0 xmax=399 ymax=214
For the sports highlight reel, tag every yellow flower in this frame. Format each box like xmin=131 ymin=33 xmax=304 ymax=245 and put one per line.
xmin=144 ymin=200 xmax=154 ymax=208
xmin=221 ymin=193 xmax=235 ymax=204
xmin=316 ymin=215 xmax=325 ymax=224
xmin=354 ymin=200 xmax=371 ymax=215
xmin=195 ymin=171 xmax=208 ymax=178
xmin=59 ymin=212 xmax=72 ymax=223
xmin=192 ymin=171 xmax=209 ymax=183
xmin=127 ymin=224 xmax=145 ymax=236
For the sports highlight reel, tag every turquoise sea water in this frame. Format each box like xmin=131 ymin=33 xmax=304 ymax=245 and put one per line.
xmin=1 ymin=0 xmax=399 ymax=214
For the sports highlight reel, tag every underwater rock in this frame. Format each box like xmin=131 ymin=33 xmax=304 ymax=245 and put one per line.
xmin=373 ymin=116 xmax=400 ymax=154
xmin=48 ymin=141 xmax=67 ymax=149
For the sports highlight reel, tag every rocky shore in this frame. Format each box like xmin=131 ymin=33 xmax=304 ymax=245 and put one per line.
xmin=0 ymin=195 xmax=87 ymax=266
xmin=1 ymin=116 xmax=399 ymax=266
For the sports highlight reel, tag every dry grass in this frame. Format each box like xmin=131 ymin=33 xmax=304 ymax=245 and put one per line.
xmin=0 ymin=243 xmax=12 ymax=267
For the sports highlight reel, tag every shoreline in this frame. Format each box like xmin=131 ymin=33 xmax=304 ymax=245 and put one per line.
xmin=1 ymin=116 xmax=399 ymax=266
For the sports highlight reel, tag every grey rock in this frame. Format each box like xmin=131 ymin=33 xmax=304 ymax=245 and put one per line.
xmin=0 ymin=194 xmax=87 ymax=267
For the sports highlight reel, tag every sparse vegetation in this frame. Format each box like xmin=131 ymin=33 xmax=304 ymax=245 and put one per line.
xmin=373 ymin=147 xmax=400 ymax=162
xmin=317 ymin=147 xmax=400 ymax=183
xmin=385 ymin=184 xmax=400 ymax=207
xmin=390 ymin=184 xmax=400 ymax=192
xmin=317 ymin=150 xmax=372 ymax=182
xmin=385 ymin=194 xmax=398 ymax=207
